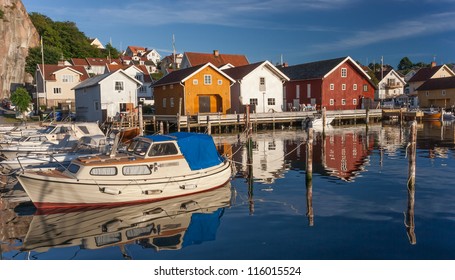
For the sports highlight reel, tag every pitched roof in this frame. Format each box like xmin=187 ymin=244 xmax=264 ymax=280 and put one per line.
xmin=222 ymin=61 xmax=289 ymax=81
xmin=416 ymin=76 xmax=455 ymax=91
xmin=37 ymin=64 xmax=89 ymax=81
xmin=279 ymin=56 xmax=373 ymax=82
xmin=73 ymin=69 xmax=142 ymax=90
xmin=279 ymin=57 xmax=347 ymax=80
xmin=184 ymin=51 xmax=249 ymax=67
xmin=152 ymin=63 xmax=235 ymax=87
xmin=407 ymin=65 xmax=444 ymax=82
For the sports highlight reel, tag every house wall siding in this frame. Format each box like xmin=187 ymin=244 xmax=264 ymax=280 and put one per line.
xmin=418 ymin=88 xmax=455 ymax=108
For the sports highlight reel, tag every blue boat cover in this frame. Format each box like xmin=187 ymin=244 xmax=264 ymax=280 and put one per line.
xmin=144 ymin=132 xmax=224 ymax=170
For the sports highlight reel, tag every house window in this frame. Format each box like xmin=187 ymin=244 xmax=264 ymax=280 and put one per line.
xmin=353 ymin=84 xmax=358 ymax=90
xmin=353 ymin=99 xmax=357 ymax=105
xmin=268 ymin=98 xmax=275 ymax=105
xmin=170 ymin=98 xmax=174 ymax=107
xmin=193 ymin=79 xmax=198 ymax=85
xmin=363 ymin=84 xmax=368 ymax=92
xmin=307 ymin=84 xmax=311 ymax=98
xmin=218 ymin=79 xmax=223 ymax=85
xmin=342 ymin=84 xmax=346 ymax=90
xmin=250 ymin=98 xmax=258 ymax=105
xmin=139 ymin=86 xmax=147 ymax=93
xmin=442 ymin=90 xmax=446 ymax=96
xmin=163 ymin=98 xmax=167 ymax=108
xmin=204 ymin=74 xmax=212 ymax=85
xmin=341 ymin=68 xmax=347 ymax=77
xmin=330 ymin=99 xmax=334 ymax=105
xmin=425 ymin=91 xmax=429 ymax=96
xmin=259 ymin=77 xmax=266 ymax=91
xmin=330 ymin=84 xmax=334 ymax=90
xmin=170 ymin=84 xmax=174 ymax=89
xmin=342 ymin=99 xmax=346 ymax=105
xmin=162 ymin=85 xmax=166 ymax=90
xmin=296 ymin=85 xmax=300 ymax=98
xmin=94 ymin=101 xmax=99 ymax=110
xmin=115 ymin=81 xmax=124 ymax=91
xmin=53 ymin=88 xmax=62 ymax=94
xmin=62 ymin=75 xmax=74 ymax=83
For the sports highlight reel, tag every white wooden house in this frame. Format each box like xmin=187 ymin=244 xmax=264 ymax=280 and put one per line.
xmin=73 ymin=69 xmax=142 ymax=122
xmin=223 ymin=61 xmax=289 ymax=113
xmin=375 ymin=69 xmax=406 ymax=101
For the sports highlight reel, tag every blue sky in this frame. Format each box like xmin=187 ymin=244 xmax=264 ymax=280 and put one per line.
xmin=21 ymin=0 xmax=455 ymax=69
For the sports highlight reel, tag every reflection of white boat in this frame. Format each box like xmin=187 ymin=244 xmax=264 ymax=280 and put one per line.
xmin=312 ymin=116 xmax=334 ymax=127
xmin=0 ymin=135 xmax=110 ymax=172
xmin=22 ymin=183 xmax=233 ymax=253
xmin=443 ymin=111 xmax=455 ymax=121
xmin=17 ymin=132 xmax=232 ymax=209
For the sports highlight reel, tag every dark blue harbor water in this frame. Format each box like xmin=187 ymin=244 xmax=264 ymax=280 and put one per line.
xmin=2 ymin=121 xmax=455 ymax=260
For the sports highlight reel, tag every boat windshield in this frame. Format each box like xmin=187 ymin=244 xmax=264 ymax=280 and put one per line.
xmin=131 ymin=140 xmax=150 ymax=156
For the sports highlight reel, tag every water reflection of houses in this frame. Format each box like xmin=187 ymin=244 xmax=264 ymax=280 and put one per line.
xmin=284 ymin=127 xmax=376 ymax=181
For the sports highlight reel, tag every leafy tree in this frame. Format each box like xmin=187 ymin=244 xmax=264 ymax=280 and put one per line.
xmin=10 ymin=87 xmax=32 ymax=119
xmin=25 ymin=13 xmax=120 ymax=74
xmin=104 ymin=42 xmax=121 ymax=59
xmin=397 ymin=57 xmax=413 ymax=72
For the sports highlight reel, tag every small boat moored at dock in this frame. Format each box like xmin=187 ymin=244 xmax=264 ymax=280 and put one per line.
xmin=17 ymin=132 xmax=232 ymax=209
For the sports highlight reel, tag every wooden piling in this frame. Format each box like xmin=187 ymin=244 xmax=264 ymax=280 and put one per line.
xmin=306 ymin=127 xmax=314 ymax=226
xmin=138 ymin=105 xmax=144 ymax=136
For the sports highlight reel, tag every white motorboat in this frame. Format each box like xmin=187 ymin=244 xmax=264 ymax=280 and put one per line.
xmin=17 ymin=132 xmax=233 ymax=209
xmin=0 ymin=122 xmax=105 ymax=160
xmin=0 ymin=135 xmax=110 ymax=173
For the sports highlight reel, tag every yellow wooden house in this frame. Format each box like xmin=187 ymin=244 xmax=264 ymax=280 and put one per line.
xmin=152 ymin=63 xmax=235 ymax=115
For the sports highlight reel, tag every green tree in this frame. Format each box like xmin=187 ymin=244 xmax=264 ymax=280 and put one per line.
xmin=10 ymin=87 xmax=32 ymax=119
xmin=25 ymin=13 xmax=121 ymax=74
xmin=397 ymin=57 xmax=413 ymax=73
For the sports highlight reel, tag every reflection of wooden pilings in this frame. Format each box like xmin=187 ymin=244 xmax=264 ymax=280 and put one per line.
xmin=247 ymin=135 xmax=254 ymax=215
xmin=322 ymin=107 xmax=326 ymax=135
xmin=405 ymin=121 xmax=417 ymax=245
xmin=306 ymin=127 xmax=314 ymax=226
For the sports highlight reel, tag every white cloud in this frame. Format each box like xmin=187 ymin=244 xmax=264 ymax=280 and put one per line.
xmin=306 ymin=12 xmax=455 ymax=55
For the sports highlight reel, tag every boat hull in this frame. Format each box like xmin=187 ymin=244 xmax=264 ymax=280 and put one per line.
xmin=18 ymin=160 xmax=232 ymax=209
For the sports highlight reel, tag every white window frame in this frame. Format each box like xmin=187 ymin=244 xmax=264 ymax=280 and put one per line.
xmin=330 ymin=84 xmax=334 ymax=90
xmin=62 ymin=74 xmax=74 ymax=83
xmin=53 ymin=87 xmax=62 ymax=94
xmin=218 ymin=79 xmax=223 ymax=85
xmin=193 ymin=79 xmax=198 ymax=85
xmin=204 ymin=74 xmax=212 ymax=85
xmin=114 ymin=81 xmax=124 ymax=91
xmin=341 ymin=68 xmax=347 ymax=77
xmin=162 ymin=98 xmax=167 ymax=108
xmin=250 ymin=98 xmax=258 ymax=105
xmin=170 ymin=97 xmax=174 ymax=107
xmin=342 ymin=99 xmax=346 ymax=105
xmin=353 ymin=99 xmax=357 ymax=105
xmin=307 ymin=84 xmax=311 ymax=98
xmin=353 ymin=84 xmax=358 ymax=90
xmin=268 ymin=98 xmax=275 ymax=105
xmin=330 ymin=99 xmax=334 ymax=105
xmin=342 ymin=84 xmax=346 ymax=90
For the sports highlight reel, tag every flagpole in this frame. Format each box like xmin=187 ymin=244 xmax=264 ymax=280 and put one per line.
xmin=38 ymin=35 xmax=45 ymax=115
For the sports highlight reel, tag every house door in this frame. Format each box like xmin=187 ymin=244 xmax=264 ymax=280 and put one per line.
xmin=199 ymin=96 xmax=211 ymax=113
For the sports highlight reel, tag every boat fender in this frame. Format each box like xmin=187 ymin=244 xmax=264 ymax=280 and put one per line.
xmin=142 ymin=189 xmax=163 ymax=195
xmin=101 ymin=187 xmax=121 ymax=195
xmin=102 ymin=219 xmax=123 ymax=232
xmin=180 ymin=184 xmax=197 ymax=190
xmin=143 ymin=207 xmax=164 ymax=215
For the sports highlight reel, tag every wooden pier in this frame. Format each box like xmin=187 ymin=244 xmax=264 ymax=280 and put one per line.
xmin=382 ymin=109 xmax=424 ymax=121
xmin=145 ymin=109 xmax=383 ymax=133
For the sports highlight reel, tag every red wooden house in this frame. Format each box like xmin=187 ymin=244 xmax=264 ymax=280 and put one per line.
xmin=279 ymin=56 xmax=376 ymax=111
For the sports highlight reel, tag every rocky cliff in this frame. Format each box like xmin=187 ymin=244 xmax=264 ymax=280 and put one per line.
xmin=0 ymin=0 xmax=39 ymax=100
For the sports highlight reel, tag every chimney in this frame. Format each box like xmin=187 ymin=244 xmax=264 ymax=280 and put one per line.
xmin=431 ymin=61 xmax=437 ymax=68
xmin=213 ymin=50 xmax=219 ymax=57
xmin=282 ymin=62 xmax=288 ymax=68
xmin=58 ymin=60 xmax=66 ymax=66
